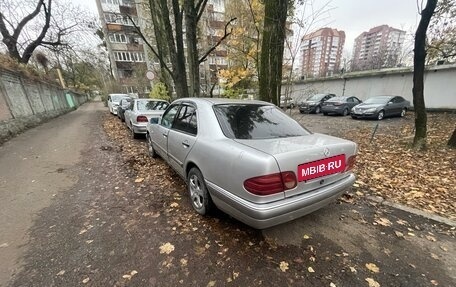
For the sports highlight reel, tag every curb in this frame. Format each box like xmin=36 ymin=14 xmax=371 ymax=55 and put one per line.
xmin=367 ymin=195 xmax=456 ymax=228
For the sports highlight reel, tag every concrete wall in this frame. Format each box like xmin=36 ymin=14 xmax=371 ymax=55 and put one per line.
xmin=284 ymin=64 xmax=456 ymax=109
xmin=0 ymin=68 xmax=88 ymax=144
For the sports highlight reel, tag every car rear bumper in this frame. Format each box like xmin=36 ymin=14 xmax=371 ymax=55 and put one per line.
xmin=322 ymin=106 xmax=344 ymax=114
xmin=206 ymin=173 xmax=356 ymax=229
xmin=132 ymin=123 xmax=147 ymax=134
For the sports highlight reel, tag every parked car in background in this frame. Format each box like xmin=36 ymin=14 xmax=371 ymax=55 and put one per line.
xmin=299 ymin=93 xmax=335 ymax=114
xmin=146 ymin=98 xmax=357 ymax=229
xmin=322 ymin=96 xmax=362 ymax=116
xmin=279 ymin=96 xmax=295 ymax=109
xmin=107 ymin=93 xmax=129 ymax=115
xmin=117 ymin=97 xmax=133 ymax=122
xmin=351 ymin=95 xmax=410 ymax=120
xmin=125 ymin=99 xmax=169 ymax=138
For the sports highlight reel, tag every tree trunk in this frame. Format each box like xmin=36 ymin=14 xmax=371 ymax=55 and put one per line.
xmin=258 ymin=0 xmax=288 ymax=105
xmin=448 ymin=127 xmax=456 ymax=148
xmin=412 ymin=0 xmax=437 ymax=150
xmin=184 ymin=0 xmax=200 ymax=97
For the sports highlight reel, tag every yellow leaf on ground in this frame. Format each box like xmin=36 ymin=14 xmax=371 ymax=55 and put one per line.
xmin=134 ymin=177 xmax=144 ymax=183
xmin=308 ymin=267 xmax=315 ymax=273
xmin=365 ymin=263 xmax=380 ymax=273
xmin=159 ymin=242 xmax=175 ymax=254
xmin=207 ymin=280 xmax=216 ymax=287
xmin=303 ymin=234 xmax=310 ymax=239
xmin=375 ymin=217 xmax=392 ymax=227
xmin=279 ymin=261 xmax=289 ymax=272
xmin=366 ymin=278 xmax=380 ymax=287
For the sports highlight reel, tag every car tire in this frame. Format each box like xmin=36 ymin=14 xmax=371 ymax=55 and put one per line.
xmin=299 ymin=110 xmax=304 ymax=114
xmin=290 ymin=103 xmax=295 ymax=109
xmin=187 ymin=167 xmax=213 ymax=215
xmin=323 ymin=112 xmax=328 ymax=116
xmin=146 ymin=132 xmax=157 ymax=158
xmin=315 ymin=106 xmax=321 ymax=114
xmin=400 ymin=108 xmax=407 ymax=117
xmin=351 ymin=115 xmax=357 ymax=119
xmin=342 ymin=108 xmax=349 ymax=116
xmin=377 ymin=110 xmax=385 ymax=120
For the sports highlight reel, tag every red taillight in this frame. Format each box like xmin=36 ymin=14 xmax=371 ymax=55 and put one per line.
xmin=244 ymin=171 xmax=297 ymax=196
xmin=345 ymin=155 xmax=357 ymax=171
xmin=137 ymin=115 xmax=148 ymax=122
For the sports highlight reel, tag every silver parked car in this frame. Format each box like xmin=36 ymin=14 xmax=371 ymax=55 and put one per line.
xmin=107 ymin=93 xmax=129 ymax=115
xmin=125 ymin=99 xmax=169 ymax=138
xmin=146 ymin=98 xmax=357 ymax=229
xmin=351 ymin=95 xmax=410 ymax=120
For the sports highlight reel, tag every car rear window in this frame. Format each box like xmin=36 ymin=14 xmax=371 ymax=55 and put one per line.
xmin=137 ymin=100 xmax=168 ymax=111
xmin=213 ymin=104 xmax=310 ymax=139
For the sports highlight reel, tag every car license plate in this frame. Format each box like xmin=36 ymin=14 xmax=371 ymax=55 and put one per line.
xmin=298 ymin=154 xmax=346 ymax=182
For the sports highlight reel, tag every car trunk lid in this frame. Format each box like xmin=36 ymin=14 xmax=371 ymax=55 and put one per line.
xmin=235 ymin=134 xmax=356 ymax=198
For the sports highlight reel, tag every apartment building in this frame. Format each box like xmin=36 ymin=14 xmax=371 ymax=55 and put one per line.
xmin=352 ymin=25 xmax=406 ymax=71
xmin=199 ymin=0 xmax=228 ymax=96
xmin=95 ymin=0 xmax=150 ymax=96
xmin=300 ymin=28 xmax=345 ymax=78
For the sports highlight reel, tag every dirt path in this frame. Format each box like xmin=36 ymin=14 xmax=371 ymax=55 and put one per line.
xmin=0 ymin=103 xmax=103 ymax=286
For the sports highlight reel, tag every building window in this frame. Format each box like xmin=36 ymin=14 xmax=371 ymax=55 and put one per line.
xmin=113 ymin=51 xmax=146 ymax=62
xmin=108 ymin=33 xmax=127 ymax=43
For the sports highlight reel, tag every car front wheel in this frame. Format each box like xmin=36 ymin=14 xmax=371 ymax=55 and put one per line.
xmin=131 ymin=123 xmax=139 ymax=139
xmin=377 ymin=110 xmax=385 ymax=120
xmin=315 ymin=106 xmax=321 ymax=114
xmin=342 ymin=108 xmax=349 ymax=116
xmin=187 ymin=167 xmax=213 ymax=215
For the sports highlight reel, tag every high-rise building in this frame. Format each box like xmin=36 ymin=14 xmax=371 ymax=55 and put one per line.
xmin=300 ymin=28 xmax=345 ymax=78
xmin=95 ymin=0 xmax=150 ymax=96
xmin=352 ymin=25 xmax=406 ymax=71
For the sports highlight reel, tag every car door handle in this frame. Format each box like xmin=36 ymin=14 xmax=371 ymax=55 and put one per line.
xmin=162 ymin=133 xmax=168 ymax=138
xmin=182 ymin=140 xmax=190 ymax=148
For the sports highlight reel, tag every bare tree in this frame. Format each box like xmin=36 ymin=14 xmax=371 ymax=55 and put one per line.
xmin=412 ymin=0 xmax=438 ymax=150
xmin=0 ymin=0 xmax=89 ymax=64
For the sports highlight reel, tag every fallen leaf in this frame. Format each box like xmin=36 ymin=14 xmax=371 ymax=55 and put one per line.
xmin=180 ymin=258 xmax=188 ymax=266
xmin=308 ymin=267 xmax=315 ymax=273
xmin=82 ymin=277 xmax=90 ymax=284
xmin=366 ymin=263 xmax=380 ymax=273
xmin=79 ymin=229 xmax=87 ymax=235
xmin=86 ymin=240 xmax=93 ymax=244
xmin=330 ymin=283 xmax=337 ymax=287
xmin=431 ymin=279 xmax=439 ymax=286
xmin=134 ymin=177 xmax=144 ymax=183
xmin=349 ymin=267 xmax=357 ymax=273
xmin=170 ymin=202 xmax=179 ymax=208
xmin=430 ymin=253 xmax=439 ymax=260
xmin=440 ymin=246 xmax=448 ymax=252
xmin=394 ymin=231 xmax=404 ymax=238
xmin=365 ymin=278 xmax=380 ymax=287
xmin=159 ymin=242 xmax=175 ymax=254
xmin=425 ymin=235 xmax=437 ymax=242
xmin=375 ymin=217 xmax=392 ymax=227
xmin=122 ymin=270 xmax=138 ymax=280
xmin=56 ymin=270 xmax=65 ymax=276
xmin=279 ymin=261 xmax=289 ymax=272
xmin=303 ymin=234 xmax=310 ymax=239
xmin=207 ymin=280 xmax=216 ymax=287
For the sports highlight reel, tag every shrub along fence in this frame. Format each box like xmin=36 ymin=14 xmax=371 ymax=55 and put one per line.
xmin=0 ymin=67 xmax=88 ymax=144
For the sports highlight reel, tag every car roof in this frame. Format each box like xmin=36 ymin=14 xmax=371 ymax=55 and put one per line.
xmin=134 ymin=98 xmax=168 ymax=102
xmin=174 ymin=97 xmax=273 ymax=106
xmin=370 ymin=95 xmax=396 ymax=99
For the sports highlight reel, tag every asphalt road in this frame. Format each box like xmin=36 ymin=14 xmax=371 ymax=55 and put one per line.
xmin=0 ymin=102 xmax=455 ymax=286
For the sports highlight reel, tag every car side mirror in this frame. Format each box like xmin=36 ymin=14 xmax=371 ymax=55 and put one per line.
xmin=150 ymin=117 xmax=160 ymax=124
xmin=387 ymin=101 xmax=393 ymax=105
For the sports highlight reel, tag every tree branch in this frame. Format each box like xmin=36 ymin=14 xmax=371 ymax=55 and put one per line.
xmin=199 ymin=17 xmax=236 ymax=63
xmin=12 ymin=0 xmax=45 ymax=40
xmin=196 ymin=0 xmax=209 ymax=23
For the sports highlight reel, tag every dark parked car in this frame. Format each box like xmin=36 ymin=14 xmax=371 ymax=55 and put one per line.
xmin=299 ymin=93 xmax=335 ymax=114
xmin=351 ymin=95 xmax=410 ymax=120
xmin=322 ymin=96 xmax=362 ymax=116
xmin=117 ymin=97 xmax=132 ymax=122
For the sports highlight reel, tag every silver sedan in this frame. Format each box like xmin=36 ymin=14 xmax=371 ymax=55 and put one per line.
xmin=124 ymin=99 xmax=169 ymax=138
xmin=146 ymin=98 xmax=357 ymax=229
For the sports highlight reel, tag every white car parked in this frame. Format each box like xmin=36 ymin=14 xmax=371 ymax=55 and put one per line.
xmin=107 ymin=93 xmax=129 ymax=115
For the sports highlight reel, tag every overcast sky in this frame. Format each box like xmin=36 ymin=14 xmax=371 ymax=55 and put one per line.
xmin=75 ymin=0 xmax=421 ymax=54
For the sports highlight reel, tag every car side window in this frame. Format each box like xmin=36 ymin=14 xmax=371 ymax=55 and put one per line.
xmin=172 ymin=104 xmax=197 ymax=135
xmin=353 ymin=98 xmax=360 ymax=103
xmin=347 ymin=97 xmax=354 ymax=103
xmin=161 ymin=104 xmax=180 ymax=129
xmin=393 ymin=97 xmax=403 ymax=103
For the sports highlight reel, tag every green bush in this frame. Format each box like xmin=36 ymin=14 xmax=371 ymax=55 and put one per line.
xmin=149 ymin=82 xmax=170 ymax=101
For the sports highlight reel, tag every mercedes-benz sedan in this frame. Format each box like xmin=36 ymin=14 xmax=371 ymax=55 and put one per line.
xmin=146 ymin=98 xmax=357 ymax=229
